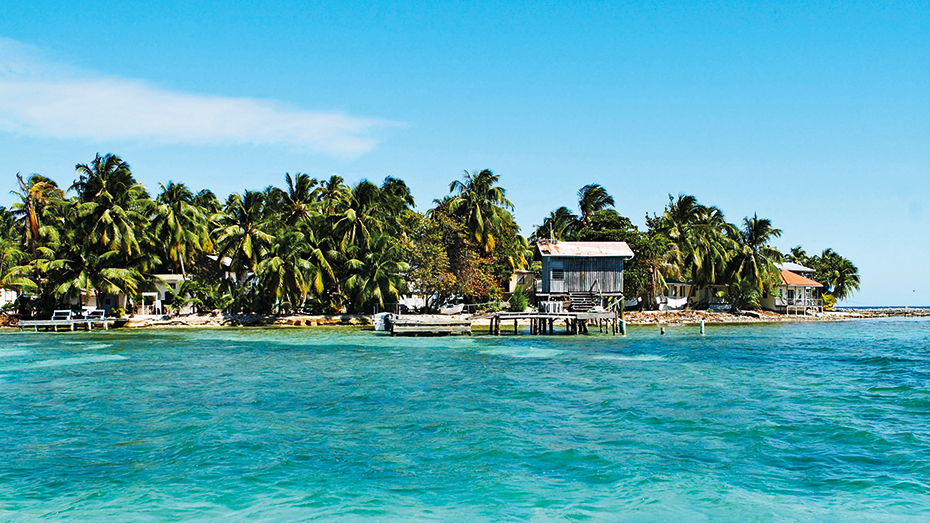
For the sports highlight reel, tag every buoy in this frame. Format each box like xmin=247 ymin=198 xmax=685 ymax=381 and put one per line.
xmin=660 ymin=326 xmax=665 ymax=335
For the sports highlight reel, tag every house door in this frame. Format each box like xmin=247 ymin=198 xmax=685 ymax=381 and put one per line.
xmin=581 ymin=259 xmax=597 ymax=292
xmin=550 ymin=261 xmax=564 ymax=293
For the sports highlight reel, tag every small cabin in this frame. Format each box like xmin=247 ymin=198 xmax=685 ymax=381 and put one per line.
xmin=506 ymin=269 xmax=536 ymax=300
xmin=535 ymin=240 xmax=634 ymax=309
xmin=762 ymin=262 xmax=823 ymax=315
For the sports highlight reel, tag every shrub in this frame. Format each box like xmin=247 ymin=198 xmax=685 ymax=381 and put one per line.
xmin=509 ymin=287 xmax=528 ymax=312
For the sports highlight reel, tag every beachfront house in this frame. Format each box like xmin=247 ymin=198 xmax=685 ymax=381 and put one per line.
xmin=761 ymin=262 xmax=823 ymax=315
xmin=0 ymin=287 xmax=19 ymax=310
xmin=137 ymin=274 xmax=193 ymax=316
xmin=534 ymin=240 xmax=634 ymax=311
xmin=657 ymin=280 xmax=692 ymax=310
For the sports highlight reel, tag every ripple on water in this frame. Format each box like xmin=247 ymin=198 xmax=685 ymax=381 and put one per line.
xmin=0 ymin=319 xmax=929 ymax=521
xmin=594 ymin=354 xmax=666 ymax=362
xmin=0 ymin=354 xmax=127 ymax=372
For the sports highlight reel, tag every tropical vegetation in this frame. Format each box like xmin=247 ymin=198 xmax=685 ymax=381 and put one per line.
xmin=0 ymin=153 xmax=860 ymax=317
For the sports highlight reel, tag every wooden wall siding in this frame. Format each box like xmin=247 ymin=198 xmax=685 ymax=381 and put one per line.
xmin=541 ymin=256 xmax=624 ymax=294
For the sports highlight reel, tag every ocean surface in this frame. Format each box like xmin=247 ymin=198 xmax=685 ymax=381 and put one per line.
xmin=1 ymin=319 xmax=929 ymax=521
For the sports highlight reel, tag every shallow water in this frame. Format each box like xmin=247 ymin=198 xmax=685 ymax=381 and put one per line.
xmin=1 ymin=319 xmax=929 ymax=521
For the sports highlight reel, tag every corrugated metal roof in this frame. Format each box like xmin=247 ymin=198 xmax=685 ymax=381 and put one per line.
xmin=536 ymin=241 xmax=634 ymax=258
xmin=776 ymin=262 xmax=815 ymax=273
xmin=780 ymin=269 xmax=822 ymax=287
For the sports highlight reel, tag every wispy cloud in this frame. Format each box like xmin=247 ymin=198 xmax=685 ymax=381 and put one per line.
xmin=0 ymin=38 xmax=390 ymax=155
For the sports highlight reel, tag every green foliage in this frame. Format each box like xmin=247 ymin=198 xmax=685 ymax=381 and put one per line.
xmin=0 ymin=158 xmax=859 ymax=319
xmin=509 ymin=286 xmax=528 ymax=312
xmin=725 ymin=273 xmax=762 ymax=314
xmin=787 ymin=247 xmax=860 ymax=301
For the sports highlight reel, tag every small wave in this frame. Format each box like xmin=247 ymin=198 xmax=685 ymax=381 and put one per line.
xmin=594 ymin=354 xmax=666 ymax=362
xmin=484 ymin=347 xmax=563 ymax=359
xmin=80 ymin=343 xmax=113 ymax=351
xmin=0 ymin=349 xmax=29 ymax=358
xmin=0 ymin=354 xmax=127 ymax=371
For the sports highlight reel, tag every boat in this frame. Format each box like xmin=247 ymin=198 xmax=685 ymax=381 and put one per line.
xmin=372 ymin=312 xmax=394 ymax=331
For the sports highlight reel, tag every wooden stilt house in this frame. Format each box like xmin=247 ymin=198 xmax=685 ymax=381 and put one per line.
xmin=534 ymin=240 xmax=634 ymax=311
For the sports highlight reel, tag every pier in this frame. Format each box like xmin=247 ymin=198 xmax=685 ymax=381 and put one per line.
xmin=18 ymin=309 xmax=116 ymax=332
xmin=482 ymin=311 xmax=622 ymax=335
xmin=388 ymin=317 xmax=472 ymax=336
xmin=19 ymin=318 xmax=116 ymax=332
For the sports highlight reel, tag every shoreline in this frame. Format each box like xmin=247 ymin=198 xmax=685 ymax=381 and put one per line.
xmin=3 ymin=307 xmax=927 ymax=330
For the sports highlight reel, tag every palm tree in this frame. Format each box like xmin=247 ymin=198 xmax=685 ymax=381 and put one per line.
xmin=532 ymin=207 xmax=577 ymax=241
xmin=257 ymin=228 xmax=321 ymax=313
xmin=10 ymin=173 xmax=64 ymax=256
xmin=817 ymin=249 xmax=860 ymax=300
xmin=213 ymin=191 xmax=273 ymax=276
xmin=378 ymin=176 xmax=416 ymax=236
xmin=577 ymin=184 xmax=615 ymax=227
xmin=72 ymin=154 xmax=153 ymax=257
xmin=192 ymin=189 xmax=222 ymax=216
xmin=447 ymin=169 xmax=514 ymax=253
xmin=272 ymin=173 xmax=319 ymax=226
xmin=654 ymin=194 xmax=737 ymax=304
xmin=344 ymin=232 xmax=409 ymax=311
xmin=47 ymin=244 xmax=147 ymax=310
xmin=315 ymin=175 xmax=350 ymax=217
xmin=336 ymin=181 xmax=382 ymax=252
xmin=152 ymin=182 xmax=211 ymax=277
xmin=727 ymin=214 xmax=783 ymax=311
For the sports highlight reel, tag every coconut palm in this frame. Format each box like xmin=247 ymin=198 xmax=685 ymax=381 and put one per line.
xmin=447 ymin=169 xmax=514 ymax=253
xmin=726 ymin=214 xmax=783 ymax=312
xmin=344 ymin=232 xmax=409 ymax=310
xmin=152 ymin=182 xmax=211 ymax=276
xmin=10 ymin=173 xmax=64 ymax=256
xmin=577 ymin=183 xmax=615 ymax=227
xmin=257 ymin=228 xmax=321 ymax=313
xmin=213 ymin=191 xmax=273 ymax=275
xmin=532 ymin=206 xmax=577 ymax=241
xmin=47 ymin=245 xmax=147 ymax=310
xmin=315 ymin=175 xmax=350 ymax=217
xmin=817 ymin=249 xmax=860 ymax=300
xmin=72 ymin=154 xmax=153 ymax=257
xmin=272 ymin=173 xmax=319 ymax=226
xmin=192 ymin=189 xmax=222 ymax=216
xmin=336 ymin=181 xmax=382 ymax=252
xmin=378 ymin=176 xmax=416 ymax=236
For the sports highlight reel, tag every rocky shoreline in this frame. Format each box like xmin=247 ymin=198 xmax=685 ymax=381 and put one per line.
xmin=2 ymin=307 xmax=925 ymax=330
xmin=620 ymin=308 xmax=929 ymax=326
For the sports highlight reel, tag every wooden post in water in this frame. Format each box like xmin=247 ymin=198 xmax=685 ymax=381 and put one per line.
xmin=700 ymin=318 xmax=705 ymax=335
xmin=621 ymin=319 xmax=626 ymax=336
xmin=514 ymin=319 xmax=518 ymax=335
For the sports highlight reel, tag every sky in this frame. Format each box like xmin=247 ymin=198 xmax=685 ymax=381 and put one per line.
xmin=0 ymin=1 xmax=927 ymax=306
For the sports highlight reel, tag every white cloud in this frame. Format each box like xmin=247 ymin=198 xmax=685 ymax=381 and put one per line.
xmin=0 ymin=38 xmax=389 ymax=155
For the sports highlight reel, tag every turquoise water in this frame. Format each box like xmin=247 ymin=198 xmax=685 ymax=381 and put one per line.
xmin=2 ymin=319 xmax=930 ymax=521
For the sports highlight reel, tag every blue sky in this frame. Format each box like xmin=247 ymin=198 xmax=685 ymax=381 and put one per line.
xmin=1 ymin=1 xmax=928 ymax=305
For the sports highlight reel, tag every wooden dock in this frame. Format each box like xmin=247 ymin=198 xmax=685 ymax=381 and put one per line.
xmin=482 ymin=311 xmax=622 ymax=335
xmin=388 ymin=317 xmax=472 ymax=336
xmin=18 ymin=318 xmax=116 ymax=332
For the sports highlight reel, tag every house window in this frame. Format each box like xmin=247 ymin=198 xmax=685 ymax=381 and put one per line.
xmin=517 ymin=275 xmax=525 ymax=285
xmin=552 ymin=269 xmax=564 ymax=280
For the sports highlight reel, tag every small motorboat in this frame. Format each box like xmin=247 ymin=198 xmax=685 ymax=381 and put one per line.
xmin=372 ymin=312 xmax=394 ymax=331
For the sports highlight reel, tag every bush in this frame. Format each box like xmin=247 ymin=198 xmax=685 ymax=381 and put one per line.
xmin=509 ymin=287 xmax=528 ymax=312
